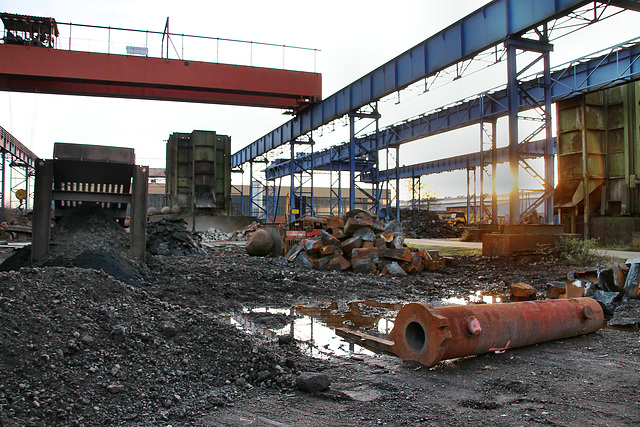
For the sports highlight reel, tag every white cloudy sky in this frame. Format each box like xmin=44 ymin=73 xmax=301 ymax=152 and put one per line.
xmin=1 ymin=1 xmax=638 ymax=198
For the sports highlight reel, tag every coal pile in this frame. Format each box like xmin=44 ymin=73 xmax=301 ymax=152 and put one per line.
xmin=0 ymin=203 xmax=145 ymax=287
xmin=392 ymin=208 xmax=462 ymax=239
xmin=282 ymin=210 xmax=446 ymax=275
xmin=0 ymin=267 xmax=308 ymax=426
xmin=146 ymin=218 xmax=202 ymax=255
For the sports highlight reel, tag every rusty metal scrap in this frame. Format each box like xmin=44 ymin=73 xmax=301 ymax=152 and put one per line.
xmin=390 ymin=298 xmax=603 ymax=367
xmin=282 ymin=210 xmax=450 ymax=274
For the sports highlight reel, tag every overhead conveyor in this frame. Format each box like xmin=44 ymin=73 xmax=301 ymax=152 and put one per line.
xmin=233 ymin=0 xmax=640 ymax=224
xmin=264 ymin=39 xmax=640 ymax=180
xmin=232 ymin=0 xmax=639 ymax=168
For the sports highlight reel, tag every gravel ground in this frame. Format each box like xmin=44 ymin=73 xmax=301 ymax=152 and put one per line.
xmin=0 ymin=207 xmax=638 ymax=426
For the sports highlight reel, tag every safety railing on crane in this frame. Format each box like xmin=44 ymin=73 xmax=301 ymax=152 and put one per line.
xmin=0 ymin=18 xmax=320 ymax=73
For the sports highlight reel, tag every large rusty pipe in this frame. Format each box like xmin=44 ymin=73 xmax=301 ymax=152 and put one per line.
xmin=389 ymin=297 xmax=603 ymax=367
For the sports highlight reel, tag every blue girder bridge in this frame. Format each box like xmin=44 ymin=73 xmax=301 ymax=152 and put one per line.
xmin=232 ymin=0 xmax=640 ymax=224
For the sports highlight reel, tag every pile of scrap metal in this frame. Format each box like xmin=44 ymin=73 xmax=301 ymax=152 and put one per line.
xmin=547 ymin=258 xmax=640 ymax=314
xmin=281 ymin=209 xmax=452 ymax=275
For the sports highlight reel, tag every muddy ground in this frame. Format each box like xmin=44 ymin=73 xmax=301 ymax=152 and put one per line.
xmin=0 ymin=210 xmax=639 ymax=426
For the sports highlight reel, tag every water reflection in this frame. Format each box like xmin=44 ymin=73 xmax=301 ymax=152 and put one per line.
xmin=223 ymin=301 xmax=401 ymax=359
xmin=221 ymin=294 xmax=515 ymax=359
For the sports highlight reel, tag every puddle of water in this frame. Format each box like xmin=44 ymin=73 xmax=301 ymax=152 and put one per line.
xmin=222 ymin=301 xmax=401 ymax=359
xmin=219 ymin=292 xmax=519 ymax=359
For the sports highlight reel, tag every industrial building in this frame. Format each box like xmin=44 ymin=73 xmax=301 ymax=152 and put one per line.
xmin=0 ymin=2 xmax=639 ymax=426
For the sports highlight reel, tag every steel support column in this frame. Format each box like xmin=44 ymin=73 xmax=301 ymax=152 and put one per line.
xmin=230 ymin=166 xmax=245 ymax=215
xmin=289 ymin=143 xmax=296 ymax=221
xmin=466 ymin=165 xmax=471 ymax=225
xmin=249 ymin=160 xmax=269 ymax=220
xmin=349 ymin=115 xmax=356 ymax=211
xmin=32 ymin=159 xmax=53 ymax=261
xmin=1 ymin=151 xmax=5 ymax=221
xmin=348 ymin=109 xmax=381 ymax=213
xmin=395 ymin=146 xmax=400 ymax=221
xmin=130 ymin=165 xmax=149 ymax=260
xmin=491 ymin=121 xmax=498 ymax=224
xmin=543 ymin=44 xmax=555 ymax=224
xmin=507 ymin=41 xmax=520 ymax=224
xmin=329 ymin=162 xmax=343 ymax=216
xmin=289 ymin=137 xmax=314 ymax=221
xmin=506 ymin=35 xmax=554 ymax=224
xmin=480 ymin=117 xmax=498 ymax=224
xmin=250 ymin=161 xmax=255 ymax=217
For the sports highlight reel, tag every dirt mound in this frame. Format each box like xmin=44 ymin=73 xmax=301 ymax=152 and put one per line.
xmin=0 ymin=203 xmax=145 ymax=286
xmin=392 ymin=208 xmax=462 ymax=238
xmin=146 ymin=218 xmax=202 ymax=256
xmin=0 ymin=267 xmax=309 ymax=426
xmin=52 ymin=203 xmax=126 ymax=243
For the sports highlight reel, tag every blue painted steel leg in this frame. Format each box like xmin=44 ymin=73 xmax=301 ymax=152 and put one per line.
xmin=1 ymin=151 xmax=5 ymax=222
xmin=507 ymin=40 xmax=520 ymax=225
xmin=466 ymin=164 xmax=471 ymax=226
xmin=249 ymin=161 xmax=254 ymax=217
xmin=349 ymin=115 xmax=356 ymax=211
xmin=395 ymin=146 xmax=400 ymax=221
xmin=543 ymin=33 xmax=555 ymax=224
xmin=338 ymin=162 xmax=342 ymax=215
xmin=290 ymin=142 xmax=295 ymax=222
xmin=411 ymin=176 xmax=416 ymax=210
xmin=490 ymin=120 xmax=498 ymax=224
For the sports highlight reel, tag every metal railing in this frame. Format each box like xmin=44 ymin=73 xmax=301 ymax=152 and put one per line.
xmin=5 ymin=21 xmax=320 ymax=72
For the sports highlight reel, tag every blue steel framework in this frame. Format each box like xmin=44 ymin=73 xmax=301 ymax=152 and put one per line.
xmin=235 ymin=0 xmax=640 ymax=223
xmin=0 ymin=126 xmax=39 ymax=221
xmin=348 ymin=105 xmax=382 ymax=214
xmin=289 ymin=136 xmax=314 ymax=222
xmin=264 ymin=40 xmax=640 ymax=177
xmin=377 ymin=140 xmax=551 ymax=181
xmin=233 ymin=0 xmax=606 ymax=167
xmin=382 ymin=138 xmax=554 ymax=223
xmin=264 ymin=38 xmax=640 ymax=222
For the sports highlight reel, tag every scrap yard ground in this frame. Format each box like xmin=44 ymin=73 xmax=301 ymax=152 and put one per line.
xmin=0 ymin=208 xmax=639 ymax=426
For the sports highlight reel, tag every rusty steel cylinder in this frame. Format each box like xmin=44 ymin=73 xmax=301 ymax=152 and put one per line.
xmin=389 ymin=297 xmax=603 ymax=367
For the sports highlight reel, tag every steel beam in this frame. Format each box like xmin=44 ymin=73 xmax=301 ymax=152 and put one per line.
xmin=1 ymin=151 xmax=5 ymax=221
xmin=349 ymin=115 xmax=356 ymax=211
xmin=32 ymin=159 xmax=53 ymax=261
xmin=130 ymin=165 xmax=148 ymax=260
xmin=51 ymin=190 xmax=132 ymax=204
xmin=233 ymin=0 xmax=595 ymax=167
xmin=265 ymin=41 xmax=640 ymax=180
xmin=0 ymin=44 xmax=322 ymax=110
xmin=0 ymin=125 xmax=38 ymax=168
xmin=507 ymin=39 xmax=521 ymax=224
xmin=376 ymin=139 xmax=553 ymax=181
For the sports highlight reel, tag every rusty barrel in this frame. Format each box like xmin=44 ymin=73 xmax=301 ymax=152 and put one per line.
xmin=389 ymin=297 xmax=603 ymax=367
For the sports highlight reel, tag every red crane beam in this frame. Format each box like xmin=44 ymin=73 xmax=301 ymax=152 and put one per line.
xmin=0 ymin=44 xmax=322 ymax=110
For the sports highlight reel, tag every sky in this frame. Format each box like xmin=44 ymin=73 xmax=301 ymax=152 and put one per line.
xmin=1 ymin=1 xmax=639 ymax=200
